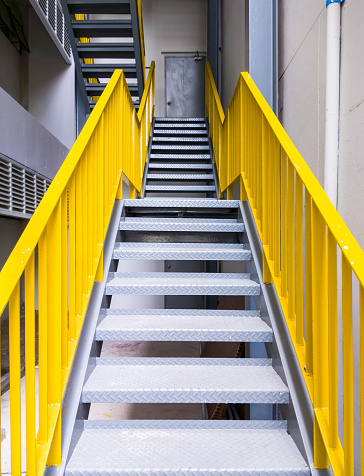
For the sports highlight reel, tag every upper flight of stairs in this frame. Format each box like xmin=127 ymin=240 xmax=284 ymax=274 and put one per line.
xmin=144 ymin=117 xmax=217 ymax=197
xmin=61 ymin=0 xmax=144 ymax=111
xmin=64 ymin=191 xmax=310 ymax=475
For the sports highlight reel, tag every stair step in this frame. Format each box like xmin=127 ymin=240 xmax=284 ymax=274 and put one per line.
xmin=82 ymin=357 xmax=288 ymax=404
xmin=96 ymin=308 xmax=272 ymax=342
xmin=154 ymin=123 xmax=207 ymax=129
xmin=147 ymin=173 xmax=214 ymax=180
xmin=152 ymin=137 xmax=209 ymax=143
xmin=124 ymin=198 xmax=240 ymax=208
xmin=155 ymin=117 xmax=206 ymax=122
xmin=67 ymin=0 xmax=131 ymax=15
xmin=145 ymin=185 xmax=215 ymax=192
xmin=148 ymin=163 xmax=212 ymax=170
xmin=81 ymin=64 xmax=136 ymax=78
xmin=153 ymin=129 xmax=207 ymax=135
xmin=119 ymin=217 xmax=243 ymax=232
xmin=77 ymin=43 xmax=135 ymax=59
xmin=71 ymin=19 xmax=133 ymax=37
xmin=106 ymin=272 xmax=260 ymax=295
xmin=66 ymin=420 xmax=309 ymax=476
xmin=149 ymin=153 xmax=210 ymax=160
xmin=113 ymin=242 xmax=251 ymax=260
xmin=85 ymin=83 xmax=138 ymax=95
xmin=151 ymin=145 xmax=210 ymax=151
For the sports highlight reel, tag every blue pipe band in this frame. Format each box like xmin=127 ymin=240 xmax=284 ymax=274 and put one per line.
xmin=326 ymin=0 xmax=344 ymax=6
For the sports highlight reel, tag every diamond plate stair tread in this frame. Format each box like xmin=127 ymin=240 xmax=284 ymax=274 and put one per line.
xmin=100 ymin=309 xmax=261 ymax=317
xmin=96 ymin=313 xmax=272 ymax=342
xmin=66 ymin=422 xmax=309 ymax=476
xmin=151 ymin=145 xmax=210 ymax=150
xmin=147 ymin=173 xmax=214 ymax=180
xmin=155 ymin=117 xmax=206 ymax=121
xmin=153 ymin=129 xmax=207 ymax=135
xmin=145 ymin=185 xmax=216 ymax=192
xmin=148 ymin=163 xmax=213 ymax=169
xmin=154 ymin=123 xmax=207 ymax=128
xmin=112 ymin=242 xmax=251 ymax=260
xmin=82 ymin=358 xmax=288 ymax=403
xmin=119 ymin=218 xmax=244 ymax=232
xmin=124 ymin=198 xmax=239 ymax=208
xmin=149 ymin=154 xmax=210 ymax=160
xmin=105 ymin=272 xmax=260 ymax=295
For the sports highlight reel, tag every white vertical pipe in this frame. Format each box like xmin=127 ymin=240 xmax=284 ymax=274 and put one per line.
xmin=324 ymin=1 xmax=342 ymax=208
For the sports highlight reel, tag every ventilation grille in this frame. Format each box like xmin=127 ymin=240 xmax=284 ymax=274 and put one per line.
xmin=0 ymin=155 xmax=51 ymax=218
xmin=33 ymin=0 xmax=72 ymax=59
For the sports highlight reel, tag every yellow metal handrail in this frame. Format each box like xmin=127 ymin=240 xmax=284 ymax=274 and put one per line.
xmin=138 ymin=0 xmax=146 ymax=82
xmin=206 ymin=61 xmax=363 ymax=476
xmin=0 ymin=62 xmax=154 ymax=475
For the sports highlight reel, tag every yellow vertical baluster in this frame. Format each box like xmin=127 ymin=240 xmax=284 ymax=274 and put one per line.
xmin=311 ymin=203 xmax=329 ymax=469
xmin=295 ymin=176 xmax=304 ymax=344
xmin=69 ymin=173 xmax=76 ymax=342
xmin=273 ymin=139 xmax=280 ymax=277
xmin=342 ymin=255 xmax=354 ymax=476
xmin=360 ymin=283 xmax=364 ymax=476
xmin=327 ymin=230 xmax=338 ymax=449
xmin=61 ymin=189 xmax=68 ymax=373
xmin=280 ymin=150 xmax=288 ymax=299
xmin=25 ymin=253 xmax=36 ymax=475
xmin=9 ymin=282 xmax=21 ymax=476
xmin=38 ymin=230 xmax=48 ymax=442
xmin=287 ymin=162 xmax=295 ymax=320
xmin=305 ymin=191 xmax=313 ymax=376
xmin=75 ymin=164 xmax=82 ymax=325
xmin=46 ymin=202 xmax=62 ymax=466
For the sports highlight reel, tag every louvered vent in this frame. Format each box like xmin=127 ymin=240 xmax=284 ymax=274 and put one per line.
xmin=56 ymin=3 xmax=63 ymax=42
xmin=48 ymin=0 xmax=56 ymax=29
xmin=0 ymin=155 xmax=51 ymax=218
xmin=39 ymin=0 xmax=47 ymax=15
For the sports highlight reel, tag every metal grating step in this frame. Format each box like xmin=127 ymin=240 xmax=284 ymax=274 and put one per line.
xmin=152 ymin=137 xmax=209 ymax=143
xmin=81 ymin=64 xmax=137 ymax=79
xmin=119 ymin=217 xmax=244 ymax=232
xmin=112 ymin=242 xmax=251 ymax=260
xmin=154 ymin=123 xmax=207 ymax=129
xmin=82 ymin=357 xmax=288 ymax=404
xmin=77 ymin=43 xmax=135 ymax=59
xmin=153 ymin=129 xmax=207 ymax=135
xmin=145 ymin=185 xmax=215 ymax=192
xmin=151 ymin=145 xmax=210 ymax=151
xmin=105 ymin=272 xmax=260 ymax=295
xmin=85 ymin=83 xmax=138 ymax=95
xmin=66 ymin=420 xmax=309 ymax=476
xmin=147 ymin=173 xmax=214 ymax=180
xmin=124 ymin=198 xmax=240 ymax=208
xmin=149 ymin=154 xmax=210 ymax=160
xmin=148 ymin=163 xmax=212 ymax=170
xmin=96 ymin=308 xmax=272 ymax=342
xmin=67 ymin=0 xmax=131 ymax=15
xmin=71 ymin=19 xmax=133 ymax=37
xmin=155 ymin=117 xmax=206 ymax=122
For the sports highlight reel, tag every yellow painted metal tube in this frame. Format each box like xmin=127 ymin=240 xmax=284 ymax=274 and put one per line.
xmin=360 ymin=283 xmax=364 ymax=476
xmin=280 ymin=150 xmax=288 ymax=299
xmin=295 ymin=176 xmax=304 ymax=345
xmin=25 ymin=253 xmax=36 ymax=475
xmin=342 ymin=256 xmax=354 ymax=476
xmin=305 ymin=191 xmax=313 ymax=376
xmin=9 ymin=282 xmax=21 ymax=476
xmin=287 ymin=162 xmax=295 ymax=321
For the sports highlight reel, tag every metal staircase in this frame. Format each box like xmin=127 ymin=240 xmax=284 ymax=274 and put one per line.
xmin=63 ymin=120 xmax=310 ymax=475
xmin=144 ymin=118 xmax=217 ymax=197
xmin=61 ymin=0 xmax=144 ymax=111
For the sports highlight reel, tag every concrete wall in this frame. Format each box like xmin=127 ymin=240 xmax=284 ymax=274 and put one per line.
xmin=142 ymin=0 xmax=207 ymax=117
xmin=28 ymin=8 xmax=76 ymax=149
xmin=0 ymin=86 xmax=69 ymax=179
xmin=0 ymin=31 xmax=23 ymax=104
xmin=221 ymin=0 xmax=247 ymax=112
xmin=278 ymin=1 xmax=326 ymax=188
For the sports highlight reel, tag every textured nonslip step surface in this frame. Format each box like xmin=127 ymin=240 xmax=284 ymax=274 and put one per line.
xmin=119 ymin=217 xmax=244 ymax=232
xmin=96 ymin=308 xmax=272 ymax=342
xmin=124 ymin=198 xmax=239 ymax=208
xmin=153 ymin=137 xmax=209 ymax=143
xmin=112 ymin=242 xmax=251 ymax=260
xmin=155 ymin=117 xmax=206 ymax=122
xmin=66 ymin=420 xmax=310 ymax=476
xmin=145 ymin=185 xmax=215 ymax=192
xmin=147 ymin=173 xmax=214 ymax=181
xmin=67 ymin=0 xmax=131 ymax=15
xmin=150 ymin=153 xmax=210 ymax=159
xmin=154 ymin=123 xmax=207 ymax=128
xmin=153 ymin=129 xmax=207 ymax=135
xmin=148 ymin=163 xmax=212 ymax=170
xmin=151 ymin=145 xmax=210 ymax=151
xmin=105 ymin=272 xmax=260 ymax=295
xmin=82 ymin=357 xmax=288 ymax=404
xmin=71 ymin=19 xmax=133 ymax=37
xmin=81 ymin=64 xmax=137 ymax=78
xmin=77 ymin=43 xmax=135 ymax=59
